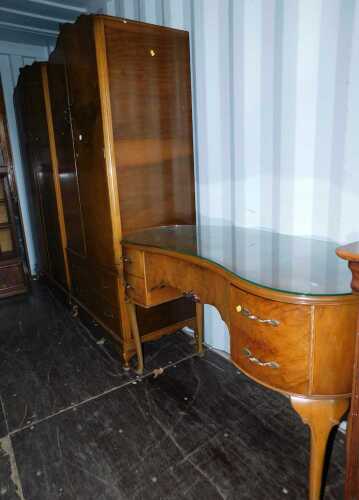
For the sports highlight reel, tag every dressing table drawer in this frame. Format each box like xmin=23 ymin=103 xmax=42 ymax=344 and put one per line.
xmin=125 ymin=274 xmax=147 ymax=304
xmin=125 ymin=271 xmax=182 ymax=307
xmin=230 ymin=286 xmax=311 ymax=394
xmin=123 ymin=248 xmax=145 ymax=278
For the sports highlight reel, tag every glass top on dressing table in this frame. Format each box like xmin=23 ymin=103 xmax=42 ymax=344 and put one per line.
xmin=122 ymin=225 xmax=352 ymax=297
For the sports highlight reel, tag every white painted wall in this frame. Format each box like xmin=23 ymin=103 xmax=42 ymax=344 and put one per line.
xmin=0 ymin=41 xmax=49 ymax=274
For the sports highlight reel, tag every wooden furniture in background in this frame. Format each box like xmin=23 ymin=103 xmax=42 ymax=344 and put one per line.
xmin=14 ymin=63 xmax=70 ymax=291
xmin=0 ymin=78 xmax=27 ymax=298
xmin=15 ymin=14 xmax=196 ymax=366
xmin=123 ymin=225 xmax=359 ymax=500
xmin=336 ymin=242 xmax=359 ymax=500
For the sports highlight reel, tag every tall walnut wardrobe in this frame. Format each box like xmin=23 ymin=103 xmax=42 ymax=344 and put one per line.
xmin=15 ymin=63 xmax=70 ymax=291
xmin=15 ymin=14 xmax=196 ymax=366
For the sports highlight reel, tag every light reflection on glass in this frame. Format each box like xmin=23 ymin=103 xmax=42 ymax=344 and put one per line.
xmin=123 ymin=225 xmax=351 ymax=296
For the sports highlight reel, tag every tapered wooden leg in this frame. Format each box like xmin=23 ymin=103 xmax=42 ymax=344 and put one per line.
xmin=125 ymin=301 xmax=144 ymax=375
xmin=291 ymin=397 xmax=349 ymax=500
xmin=121 ymin=350 xmax=131 ymax=371
xmin=194 ymin=302 xmax=204 ymax=355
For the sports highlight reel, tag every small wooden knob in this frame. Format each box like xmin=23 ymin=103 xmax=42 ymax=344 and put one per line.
xmin=236 ymin=305 xmax=242 ymax=313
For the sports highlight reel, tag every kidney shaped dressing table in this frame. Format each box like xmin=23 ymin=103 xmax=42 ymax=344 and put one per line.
xmin=122 ymin=225 xmax=359 ymax=500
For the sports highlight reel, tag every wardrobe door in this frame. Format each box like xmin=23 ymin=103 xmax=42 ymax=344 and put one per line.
xmin=61 ymin=20 xmax=116 ymax=267
xmin=29 ymin=69 xmax=67 ymax=288
xmin=15 ymin=65 xmax=68 ymax=289
xmin=48 ymin=42 xmax=86 ymax=258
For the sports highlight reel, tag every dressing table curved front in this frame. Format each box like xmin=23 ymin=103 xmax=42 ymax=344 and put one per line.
xmin=122 ymin=225 xmax=359 ymax=500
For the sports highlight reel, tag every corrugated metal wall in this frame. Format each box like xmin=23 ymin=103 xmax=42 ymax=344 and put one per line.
xmin=3 ymin=1 xmax=358 ymax=351
xmin=112 ymin=0 xmax=359 ymax=351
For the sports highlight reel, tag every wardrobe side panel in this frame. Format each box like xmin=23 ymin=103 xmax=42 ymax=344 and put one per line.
xmin=104 ymin=21 xmax=196 ymax=235
xmin=14 ymin=70 xmax=48 ymax=275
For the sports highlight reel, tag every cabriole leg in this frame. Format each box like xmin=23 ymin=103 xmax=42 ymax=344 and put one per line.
xmin=291 ymin=397 xmax=349 ymax=500
xmin=194 ymin=302 xmax=204 ymax=355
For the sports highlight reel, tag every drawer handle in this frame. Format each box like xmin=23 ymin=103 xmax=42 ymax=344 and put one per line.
xmin=241 ymin=347 xmax=280 ymax=369
xmin=122 ymin=257 xmax=132 ymax=264
xmin=236 ymin=305 xmax=279 ymax=327
xmin=183 ymin=290 xmax=200 ymax=303
xmin=125 ymin=284 xmax=133 ymax=290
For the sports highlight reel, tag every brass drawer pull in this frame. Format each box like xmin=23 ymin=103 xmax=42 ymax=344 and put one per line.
xmin=236 ymin=305 xmax=279 ymax=327
xmin=241 ymin=347 xmax=280 ymax=369
xmin=183 ymin=290 xmax=200 ymax=303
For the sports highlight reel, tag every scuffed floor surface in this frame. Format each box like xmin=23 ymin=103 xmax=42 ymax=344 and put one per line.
xmin=0 ymin=283 xmax=346 ymax=499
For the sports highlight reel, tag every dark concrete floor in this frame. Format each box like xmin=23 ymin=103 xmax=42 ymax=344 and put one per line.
xmin=0 ymin=283 xmax=346 ymax=499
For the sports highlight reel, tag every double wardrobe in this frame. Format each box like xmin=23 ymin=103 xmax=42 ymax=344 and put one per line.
xmin=15 ymin=14 xmax=197 ymax=366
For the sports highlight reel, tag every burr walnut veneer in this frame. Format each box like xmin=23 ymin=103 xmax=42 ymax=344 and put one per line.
xmin=123 ymin=225 xmax=359 ymax=500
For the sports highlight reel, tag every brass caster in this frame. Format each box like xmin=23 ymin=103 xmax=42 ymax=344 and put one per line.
xmin=152 ymin=367 xmax=164 ymax=379
xmin=71 ymin=304 xmax=79 ymax=318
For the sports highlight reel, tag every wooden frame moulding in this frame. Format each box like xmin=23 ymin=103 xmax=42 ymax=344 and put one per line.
xmin=41 ymin=63 xmax=71 ymax=291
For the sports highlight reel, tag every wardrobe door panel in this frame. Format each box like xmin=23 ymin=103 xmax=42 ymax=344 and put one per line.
xmin=61 ymin=20 xmax=116 ymax=266
xmin=48 ymin=45 xmax=86 ymax=257
xmin=15 ymin=64 xmax=68 ymax=289
xmin=27 ymin=83 xmax=67 ymax=287
xmin=35 ymin=164 xmax=67 ymax=287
